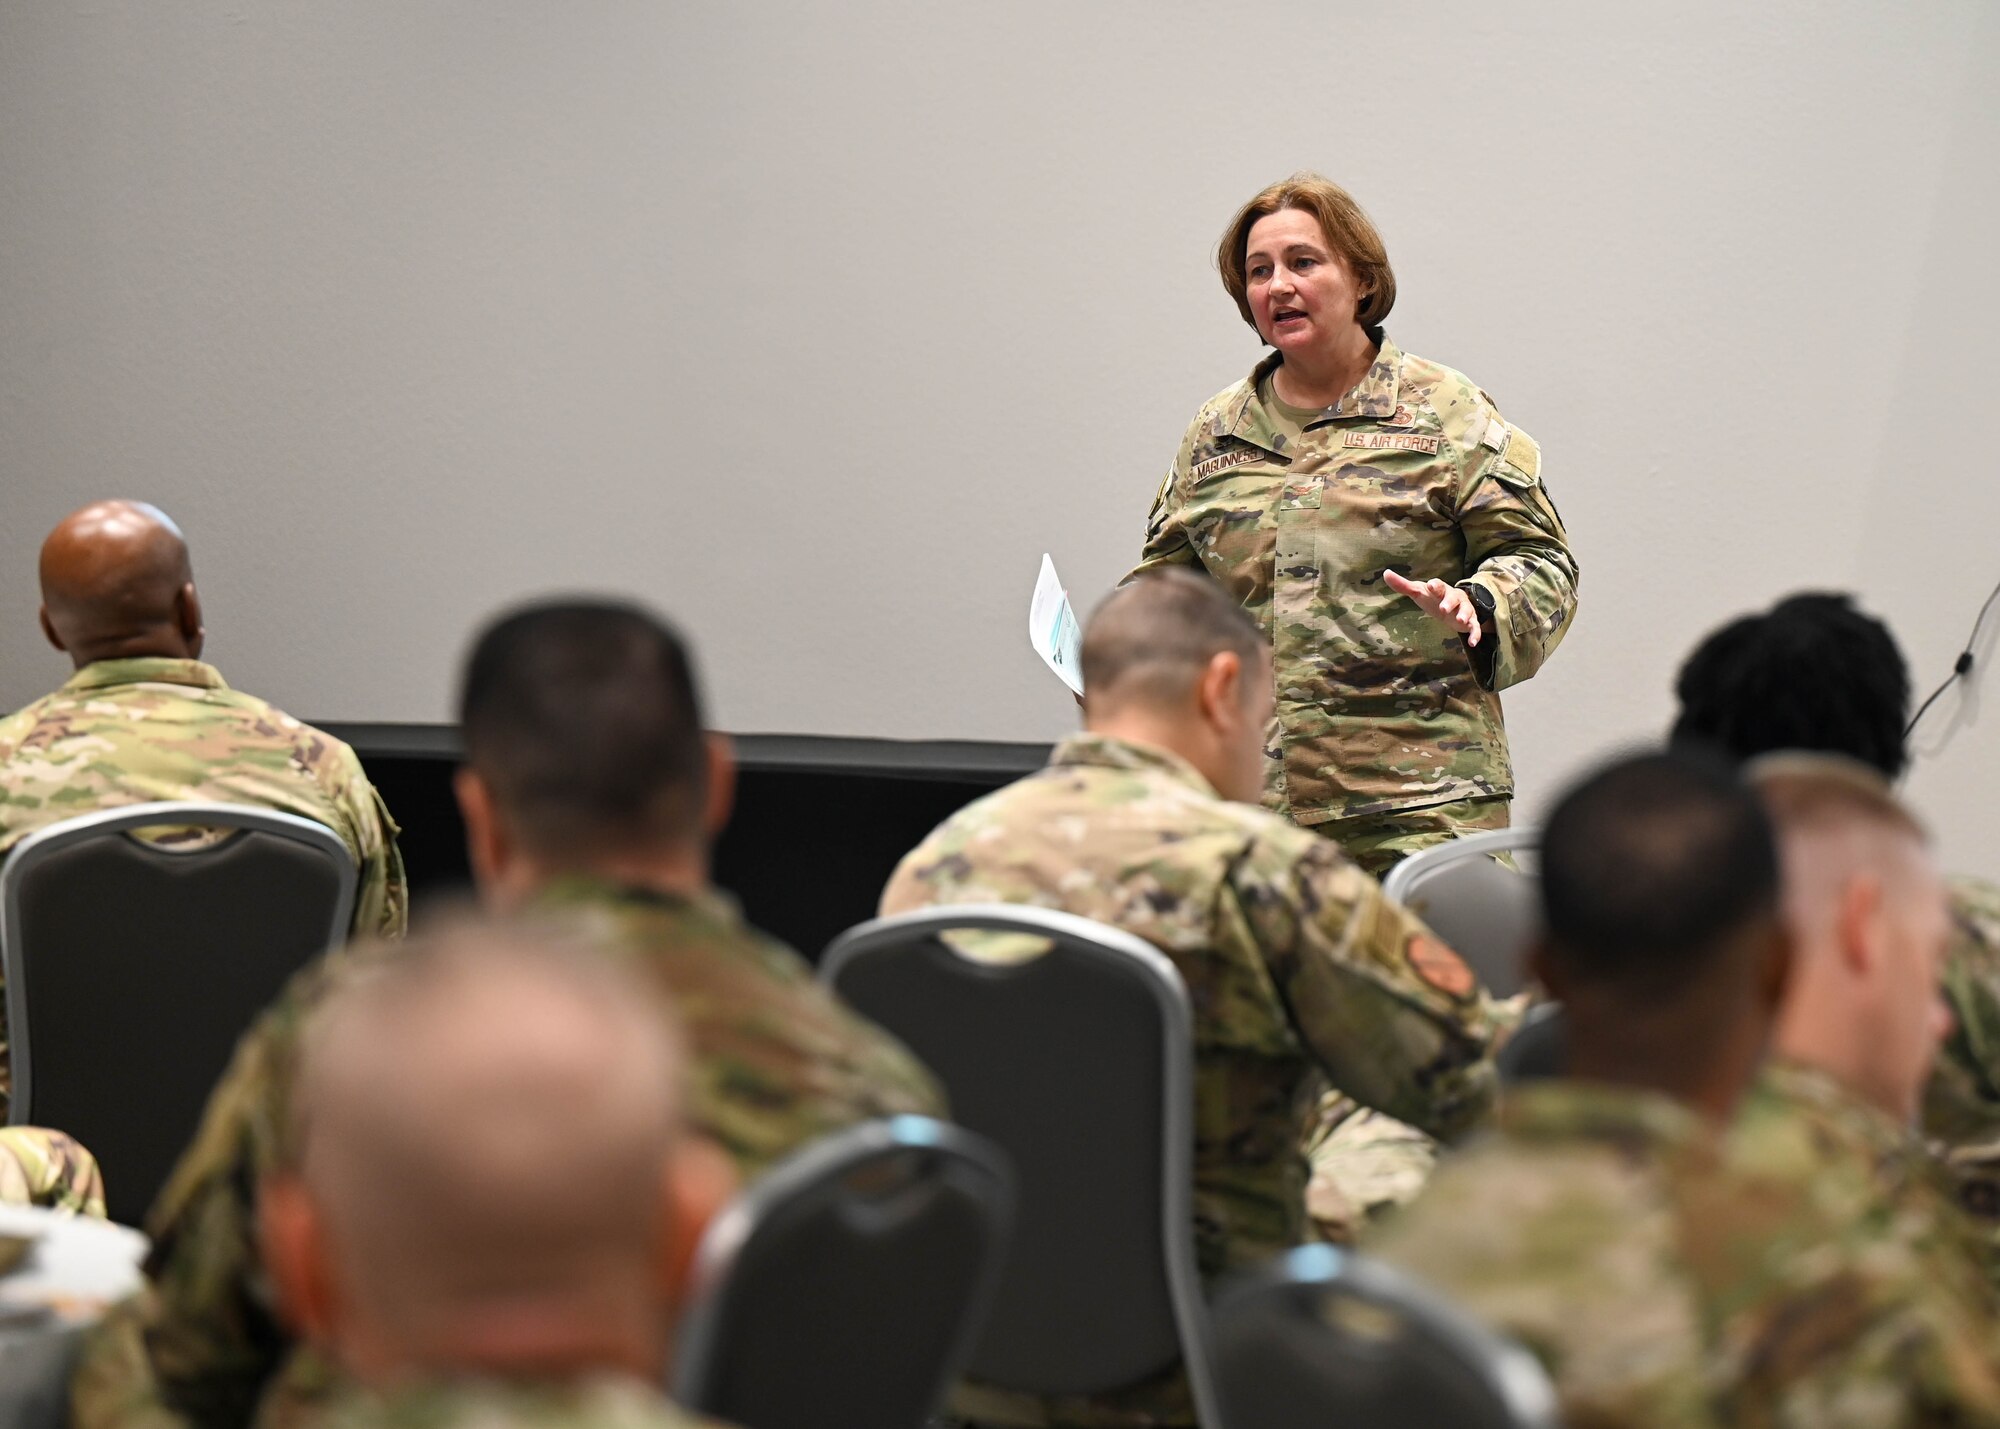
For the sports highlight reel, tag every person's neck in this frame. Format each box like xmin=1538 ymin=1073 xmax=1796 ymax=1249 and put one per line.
xmin=69 ymin=636 xmax=195 ymax=669
xmin=1085 ymin=712 xmax=1219 ymax=791
xmin=1270 ymin=327 xmax=1378 ymax=410
xmin=349 ymin=1308 xmax=670 ymax=1388
xmin=1771 ymin=983 xmax=1899 ymax=1122
xmin=514 ymin=847 xmax=711 ymax=904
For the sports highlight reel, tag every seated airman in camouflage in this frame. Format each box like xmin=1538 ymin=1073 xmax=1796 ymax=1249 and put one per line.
xmin=1672 ymin=591 xmax=2000 ymax=1241
xmin=0 ymin=500 xmax=407 ymax=1114
xmin=260 ymin=917 xmax=740 ymax=1429
xmin=882 ymin=568 xmax=1497 ymax=1428
xmin=71 ymin=600 xmax=942 ymax=1429
xmin=1372 ymin=750 xmax=2000 ymax=1428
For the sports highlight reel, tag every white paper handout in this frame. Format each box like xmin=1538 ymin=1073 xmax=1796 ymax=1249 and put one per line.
xmin=1029 ymin=553 xmax=1084 ymax=696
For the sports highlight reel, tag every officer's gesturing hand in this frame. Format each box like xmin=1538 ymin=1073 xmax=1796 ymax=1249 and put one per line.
xmin=1385 ymin=570 xmax=1483 ymax=647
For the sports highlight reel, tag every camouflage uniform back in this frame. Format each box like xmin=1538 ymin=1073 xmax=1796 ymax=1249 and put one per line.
xmin=1373 ymin=1072 xmax=2000 ymax=1428
xmin=68 ymin=878 xmax=942 ymax=1429
xmin=0 ymin=657 xmax=407 ymax=1117
xmin=1925 ymin=878 xmax=2000 ymax=1244
xmin=883 ymin=732 xmax=1496 ymax=1427
xmin=0 ymin=1126 xmax=107 ymax=1218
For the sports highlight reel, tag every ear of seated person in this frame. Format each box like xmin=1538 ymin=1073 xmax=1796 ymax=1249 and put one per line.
xmin=258 ymin=917 xmax=738 ymax=1429
xmin=68 ymin=601 xmax=943 ymax=1429
xmin=1671 ymin=590 xmax=2000 ymax=1245
xmin=1368 ymin=750 xmax=2000 ymax=1426
xmin=881 ymin=569 xmax=1499 ymax=1428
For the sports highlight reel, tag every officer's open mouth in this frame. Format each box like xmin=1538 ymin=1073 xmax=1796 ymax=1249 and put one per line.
xmin=1273 ymin=308 xmax=1306 ymax=323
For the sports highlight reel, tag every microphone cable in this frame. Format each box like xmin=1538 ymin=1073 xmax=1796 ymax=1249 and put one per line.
xmin=1906 ymin=572 xmax=2000 ymax=742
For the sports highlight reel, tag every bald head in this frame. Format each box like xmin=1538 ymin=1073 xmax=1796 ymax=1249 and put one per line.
xmin=38 ymin=501 xmax=203 ymax=668
xmin=1752 ymin=755 xmax=1951 ymax=1122
xmin=267 ymin=918 xmax=723 ymax=1385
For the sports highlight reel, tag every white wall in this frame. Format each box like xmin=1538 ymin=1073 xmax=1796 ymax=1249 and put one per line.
xmin=1 ymin=1 xmax=1994 ymax=870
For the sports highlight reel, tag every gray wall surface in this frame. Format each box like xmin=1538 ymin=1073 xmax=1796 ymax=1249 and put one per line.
xmin=1 ymin=2 xmax=1995 ymax=869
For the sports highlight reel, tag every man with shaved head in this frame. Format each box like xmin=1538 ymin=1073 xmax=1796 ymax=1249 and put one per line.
xmin=0 ymin=501 xmax=406 ymax=959
xmin=883 ymin=568 xmax=1496 ymax=1428
xmin=260 ymin=918 xmax=736 ymax=1427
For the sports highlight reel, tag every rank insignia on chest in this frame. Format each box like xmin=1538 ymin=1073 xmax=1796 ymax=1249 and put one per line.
xmin=1343 ymin=431 xmax=1441 ymax=455
xmin=1191 ymin=447 xmax=1266 ymax=480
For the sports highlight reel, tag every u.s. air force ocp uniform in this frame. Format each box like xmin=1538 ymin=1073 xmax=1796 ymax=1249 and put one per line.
xmin=68 ymin=877 xmax=943 ymax=1429
xmin=882 ymin=731 xmax=1497 ymax=1427
xmin=1370 ymin=1067 xmax=2000 ymax=1429
xmin=0 ymin=656 xmax=407 ymax=1122
xmin=1925 ymin=877 xmax=2000 ymax=1256
xmin=1130 ymin=339 xmax=1579 ymax=877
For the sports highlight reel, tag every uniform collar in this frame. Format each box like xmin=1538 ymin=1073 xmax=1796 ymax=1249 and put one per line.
xmin=529 ymin=871 xmax=744 ymax=928
xmin=1048 ymin=732 xmax=1221 ymax=799
xmin=1748 ymin=1057 xmax=1911 ymax=1150
xmin=1219 ymin=334 xmax=1406 ymax=455
xmin=61 ymin=658 xmax=228 ymax=694
xmin=1500 ymin=1078 xmax=1710 ymax=1153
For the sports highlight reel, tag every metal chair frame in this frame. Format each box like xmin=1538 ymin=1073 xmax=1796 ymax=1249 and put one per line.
xmin=673 ymin=1114 xmax=1015 ymax=1424
xmin=1214 ymin=1242 xmax=1562 ymax=1429
xmin=1381 ymin=826 xmax=1540 ymax=906
xmin=821 ymin=904 xmax=1225 ymax=1429
xmin=0 ymin=800 xmax=356 ymax=1124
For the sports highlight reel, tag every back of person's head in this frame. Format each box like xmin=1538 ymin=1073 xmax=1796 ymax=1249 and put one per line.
xmin=1535 ymin=748 xmax=1787 ymax=1114
xmin=1750 ymin=754 xmax=1950 ymax=1123
xmin=1671 ymin=592 xmax=1910 ymax=778
xmin=1082 ymin=571 xmax=1273 ymax=802
xmin=37 ymin=499 xmax=204 ymax=667
xmin=261 ymin=915 xmax=735 ymax=1386
xmin=457 ymin=601 xmax=717 ymax=868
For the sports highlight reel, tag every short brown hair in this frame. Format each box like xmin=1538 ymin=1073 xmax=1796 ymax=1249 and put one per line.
xmin=1748 ymin=753 xmax=1928 ymax=846
xmin=1084 ymin=571 xmax=1267 ymax=710
xmin=1217 ymin=173 xmax=1396 ymax=337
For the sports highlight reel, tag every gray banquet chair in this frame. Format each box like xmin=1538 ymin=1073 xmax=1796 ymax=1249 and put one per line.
xmin=1382 ymin=826 xmax=1541 ymax=997
xmin=1211 ymin=1243 xmax=1562 ymax=1429
xmin=821 ymin=904 xmax=1224 ymax=1428
xmin=673 ymin=1115 xmax=1013 ymax=1429
xmin=0 ymin=802 xmax=357 ymax=1225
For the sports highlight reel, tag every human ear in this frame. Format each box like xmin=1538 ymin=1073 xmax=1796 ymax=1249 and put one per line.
xmin=178 ymin=584 xmax=206 ymax=659
xmin=659 ymin=1136 xmax=739 ymax=1309
xmin=1837 ymin=874 xmax=1885 ymax=978
xmin=702 ymin=734 xmax=737 ymax=839
xmin=1197 ymin=652 xmax=1243 ymax=733
xmin=453 ymin=768 xmax=510 ymax=900
xmin=38 ymin=607 xmax=65 ymax=654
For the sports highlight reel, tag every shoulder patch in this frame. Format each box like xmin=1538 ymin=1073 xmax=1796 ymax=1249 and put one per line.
xmin=1190 ymin=446 xmax=1266 ymax=481
xmin=1408 ymin=933 xmax=1477 ymax=1000
xmin=1502 ymin=428 xmax=1541 ymax=479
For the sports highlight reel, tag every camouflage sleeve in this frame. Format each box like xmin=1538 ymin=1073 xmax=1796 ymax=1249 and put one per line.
xmin=1123 ymin=428 xmax=1202 ymax=584
xmin=1928 ymin=879 xmax=2000 ymax=1232
xmin=71 ymin=967 xmax=328 ymax=1429
xmin=0 ymin=1126 xmax=106 ymax=1216
xmin=1229 ymin=833 xmax=1497 ymax=1141
xmin=323 ymin=743 xmax=407 ymax=939
xmin=1453 ymin=418 xmax=1578 ymax=693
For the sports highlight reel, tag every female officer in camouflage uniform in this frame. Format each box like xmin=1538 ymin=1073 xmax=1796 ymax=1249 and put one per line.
xmin=1131 ymin=173 xmax=1579 ymax=876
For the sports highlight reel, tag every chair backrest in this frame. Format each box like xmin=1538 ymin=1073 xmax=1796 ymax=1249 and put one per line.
xmin=673 ymin=1115 xmax=1013 ymax=1429
xmin=0 ymin=802 xmax=357 ymax=1225
xmin=1382 ymin=827 xmax=1541 ymax=998
xmin=1496 ymin=1002 xmax=1568 ymax=1086
xmin=821 ymin=905 xmax=1223 ymax=1425
xmin=1211 ymin=1243 xmax=1562 ymax=1429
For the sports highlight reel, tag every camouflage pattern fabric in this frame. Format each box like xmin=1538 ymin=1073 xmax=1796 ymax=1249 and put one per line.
xmin=315 ymin=1377 xmax=735 ymax=1429
xmin=1373 ymin=1071 xmax=2000 ymax=1428
xmin=69 ymin=877 xmax=943 ymax=1429
xmin=0 ymin=1125 xmax=107 ymax=1217
xmin=883 ymin=732 xmax=1497 ymax=1427
xmin=0 ymin=657 xmax=407 ymax=1118
xmin=1321 ymin=793 xmax=1509 ymax=880
xmin=1129 ymin=338 xmax=1579 ymax=830
xmin=1927 ymin=878 xmax=2000 ymax=1239
xmin=1303 ymin=1102 xmax=1437 ymax=1245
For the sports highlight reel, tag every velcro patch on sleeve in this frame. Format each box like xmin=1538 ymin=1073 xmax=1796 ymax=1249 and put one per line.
xmin=1502 ymin=428 xmax=1541 ymax=479
xmin=1408 ymin=933 xmax=1477 ymax=1000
